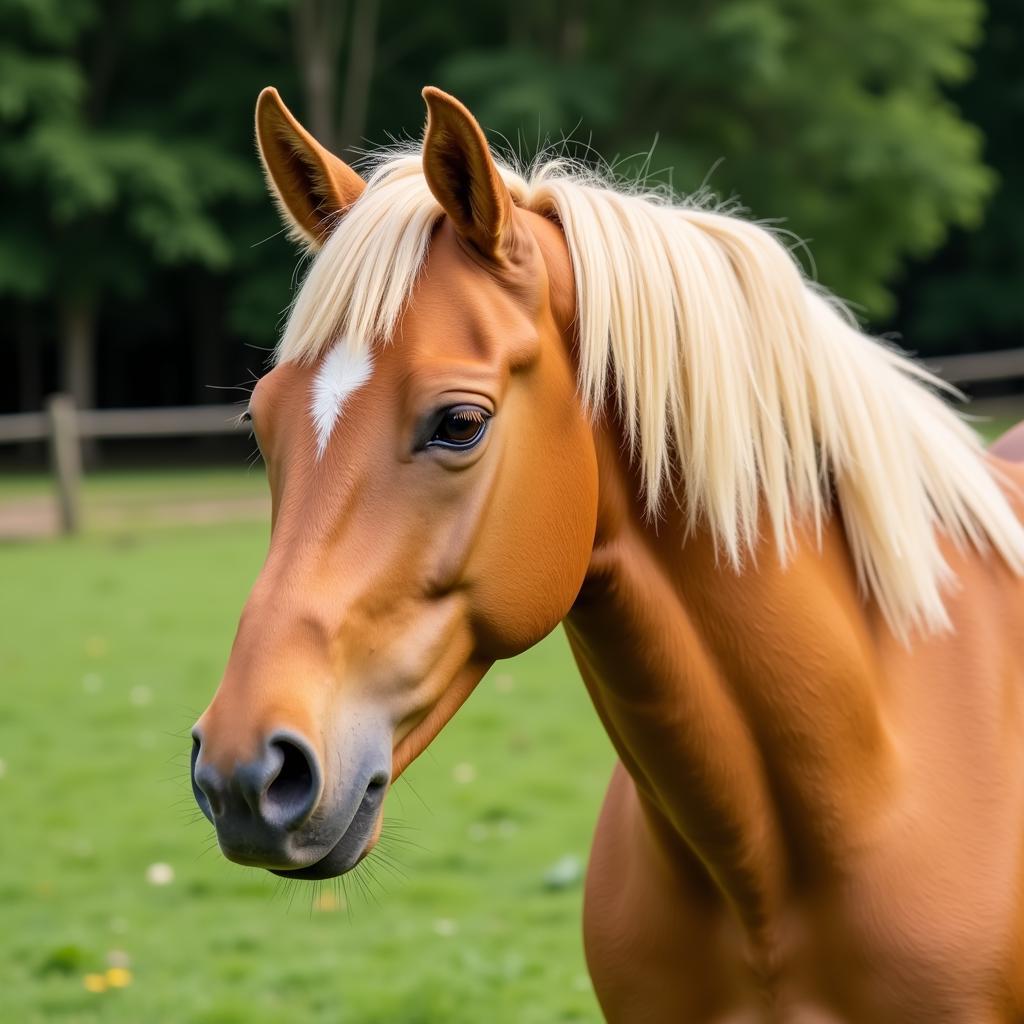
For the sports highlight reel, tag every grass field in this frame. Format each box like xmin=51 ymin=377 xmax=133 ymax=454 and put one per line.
xmin=0 ymin=476 xmax=613 ymax=1023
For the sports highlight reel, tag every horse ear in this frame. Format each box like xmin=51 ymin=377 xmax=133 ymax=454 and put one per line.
xmin=421 ymin=87 xmax=514 ymax=260
xmin=255 ymin=86 xmax=366 ymax=248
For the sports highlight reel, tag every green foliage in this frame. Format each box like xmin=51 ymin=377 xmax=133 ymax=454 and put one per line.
xmin=0 ymin=0 xmax=1008 ymax=394
xmin=439 ymin=0 xmax=993 ymax=315
xmin=0 ymin=0 xmax=271 ymax=303
xmin=888 ymin=0 xmax=1024 ymax=350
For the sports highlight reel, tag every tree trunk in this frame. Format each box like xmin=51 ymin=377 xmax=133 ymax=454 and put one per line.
xmin=16 ymin=305 xmax=44 ymax=463
xmin=60 ymin=297 xmax=97 ymax=464
xmin=560 ymin=0 xmax=586 ymax=61
xmin=338 ymin=0 xmax=380 ymax=156
xmin=193 ymin=277 xmax=226 ymax=460
xmin=16 ymin=305 xmax=43 ymax=411
xmin=293 ymin=0 xmax=348 ymax=150
xmin=193 ymin=278 xmax=222 ymax=405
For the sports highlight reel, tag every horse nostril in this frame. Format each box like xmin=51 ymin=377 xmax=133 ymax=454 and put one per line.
xmin=263 ymin=735 xmax=320 ymax=829
xmin=190 ymin=732 xmax=217 ymax=822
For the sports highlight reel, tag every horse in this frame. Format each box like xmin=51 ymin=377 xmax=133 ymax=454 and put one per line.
xmin=190 ymin=85 xmax=1024 ymax=1022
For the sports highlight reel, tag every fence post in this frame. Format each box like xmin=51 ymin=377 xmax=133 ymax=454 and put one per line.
xmin=46 ymin=393 xmax=81 ymax=535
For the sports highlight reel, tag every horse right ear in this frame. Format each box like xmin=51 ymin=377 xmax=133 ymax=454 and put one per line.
xmin=255 ymin=87 xmax=366 ymax=249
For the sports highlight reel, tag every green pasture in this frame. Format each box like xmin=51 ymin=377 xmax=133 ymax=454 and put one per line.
xmin=0 ymin=474 xmax=612 ymax=1023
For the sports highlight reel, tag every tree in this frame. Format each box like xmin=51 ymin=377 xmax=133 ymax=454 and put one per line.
xmin=888 ymin=0 xmax=1024 ymax=353
xmin=0 ymin=0 xmax=262 ymax=415
xmin=292 ymin=0 xmax=382 ymax=155
xmin=0 ymin=0 xmax=1005 ymax=428
xmin=436 ymin=0 xmax=993 ymax=317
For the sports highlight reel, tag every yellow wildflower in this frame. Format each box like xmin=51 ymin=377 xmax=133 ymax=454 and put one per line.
xmin=313 ymin=891 xmax=343 ymax=912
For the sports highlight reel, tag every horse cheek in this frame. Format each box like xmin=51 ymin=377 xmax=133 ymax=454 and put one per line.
xmin=469 ymin=411 xmax=598 ymax=660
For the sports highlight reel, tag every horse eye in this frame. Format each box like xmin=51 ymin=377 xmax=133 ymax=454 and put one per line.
xmin=427 ymin=405 xmax=490 ymax=451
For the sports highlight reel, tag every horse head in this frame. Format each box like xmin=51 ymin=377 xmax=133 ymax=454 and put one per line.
xmin=190 ymin=87 xmax=597 ymax=878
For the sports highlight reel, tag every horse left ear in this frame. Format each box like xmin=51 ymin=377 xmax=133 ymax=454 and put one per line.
xmin=421 ymin=87 xmax=514 ymax=260
xmin=255 ymin=86 xmax=366 ymax=248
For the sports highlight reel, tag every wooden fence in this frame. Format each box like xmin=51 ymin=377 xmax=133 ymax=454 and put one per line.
xmin=1 ymin=346 xmax=1022 ymax=536
xmin=927 ymin=348 xmax=1024 ymax=386
xmin=0 ymin=399 xmax=247 ymax=534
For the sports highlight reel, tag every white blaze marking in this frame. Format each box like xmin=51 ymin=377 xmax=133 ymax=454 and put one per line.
xmin=310 ymin=343 xmax=374 ymax=459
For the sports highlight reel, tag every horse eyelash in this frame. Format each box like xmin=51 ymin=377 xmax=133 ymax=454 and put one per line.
xmin=449 ymin=408 xmax=485 ymax=424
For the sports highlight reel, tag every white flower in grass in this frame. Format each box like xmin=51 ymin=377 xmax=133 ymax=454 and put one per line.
xmin=146 ymin=862 xmax=174 ymax=886
xmin=432 ymin=918 xmax=458 ymax=937
xmin=493 ymin=673 xmax=515 ymax=693
xmin=543 ymin=854 xmax=583 ymax=890
xmin=82 ymin=673 xmax=103 ymax=694
xmin=130 ymin=685 xmax=152 ymax=706
xmin=497 ymin=819 xmax=519 ymax=839
xmin=452 ymin=762 xmax=476 ymax=784
xmin=72 ymin=837 xmax=94 ymax=859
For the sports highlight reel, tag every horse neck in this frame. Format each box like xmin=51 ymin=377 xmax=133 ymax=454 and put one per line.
xmin=564 ymin=420 xmax=897 ymax=944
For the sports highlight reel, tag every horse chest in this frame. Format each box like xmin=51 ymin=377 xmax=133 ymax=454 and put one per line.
xmin=583 ymin=761 xmax=1024 ymax=1023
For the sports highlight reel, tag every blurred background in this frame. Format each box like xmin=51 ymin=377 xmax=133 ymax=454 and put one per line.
xmin=0 ymin=0 xmax=1021 ymax=1021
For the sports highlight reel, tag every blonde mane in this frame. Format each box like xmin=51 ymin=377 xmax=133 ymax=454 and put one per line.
xmin=277 ymin=150 xmax=1024 ymax=640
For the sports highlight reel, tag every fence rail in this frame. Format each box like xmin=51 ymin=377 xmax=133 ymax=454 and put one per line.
xmin=0 ymin=402 xmax=245 ymax=445
xmin=927 ymin=348 xmax=1024 ymax=386
xmin=0 ymin=411 xmax=48 ymax=444
xmin=1 ymin=348 xmax=1022 ymax=536
xmin=0 ymin=399 xmax=248 ymax=534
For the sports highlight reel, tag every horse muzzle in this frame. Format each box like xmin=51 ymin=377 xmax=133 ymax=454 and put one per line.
xmin=190 ymin=726 xmax=389 ymax=878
